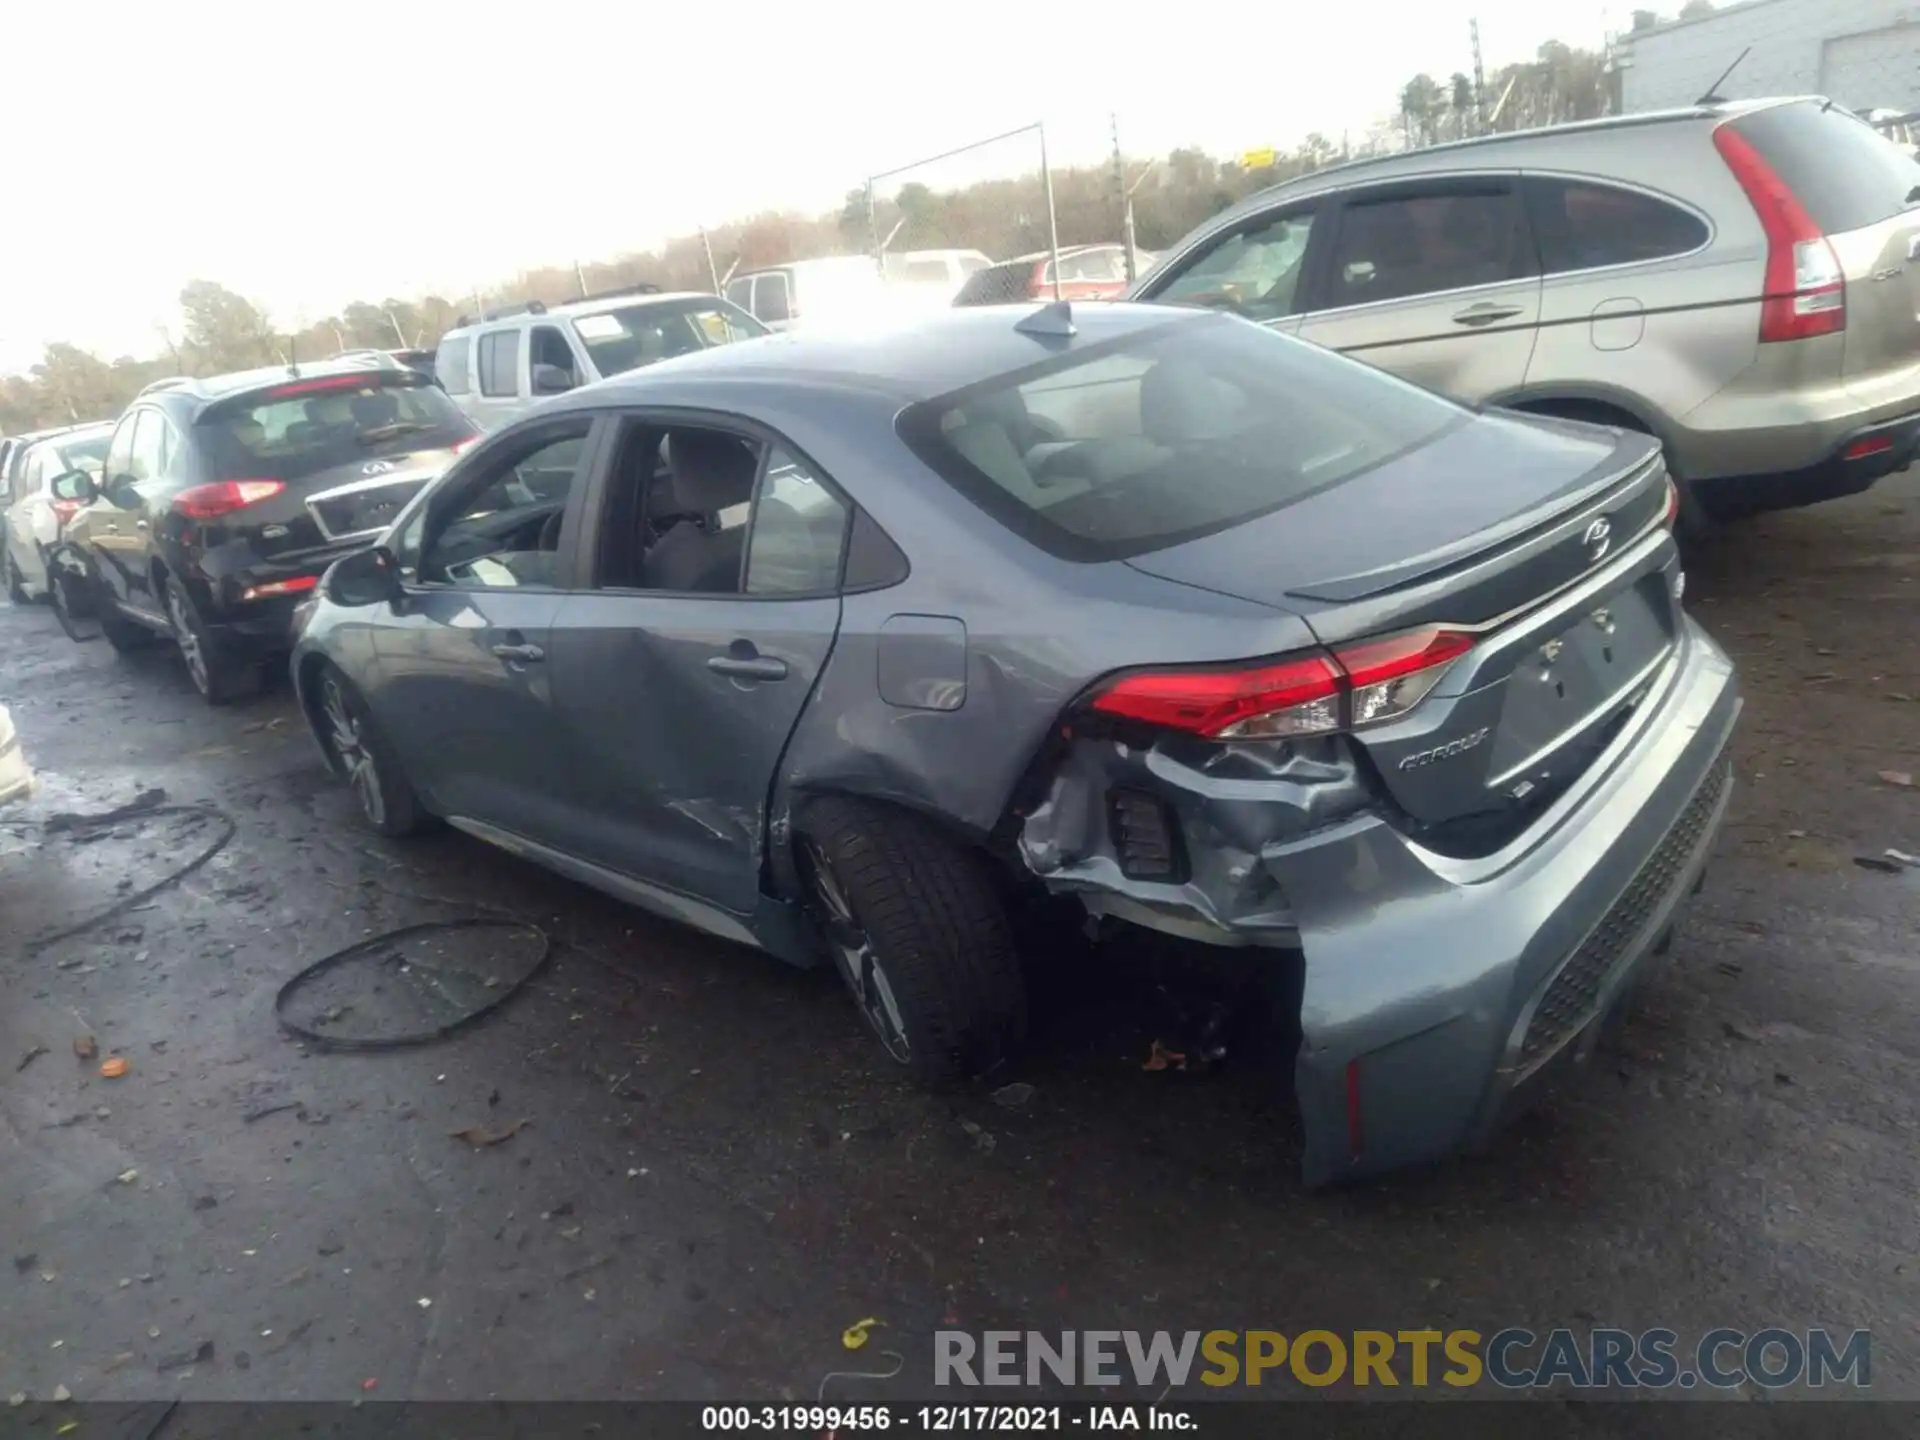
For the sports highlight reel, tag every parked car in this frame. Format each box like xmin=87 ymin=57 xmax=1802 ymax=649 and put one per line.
xmin=882 ymin=247 xmax=992 ymax=300
xmin=953 ymin=243 xmax=1153 ymax=306
xmin=1133 ymin=96 xmax=1920 ymax=527
xmin=335 ymin=347 xmax=438 ymax=380
xmin=292 ymin=301 xmax=1737 ymax=1186
xmin=722 ymin=256 xmax=935 ymax=331
xmin=4 ymin=421 xmax=113 ymax=602
xmin=436 ymin=286 xmax=766 ymax=432
xmin=52 ymin=361 xmax=478 ymax=703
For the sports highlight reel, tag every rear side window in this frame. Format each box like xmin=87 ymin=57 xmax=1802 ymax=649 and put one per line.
xmin=477 ymin=330 xmax=521 ymax=397
xmin=438 ymin=335 xmax=471 ymax=394
xmin=897 ymin=314 xmax=1463 ymax=561
xmin=954 ymin=261 xmax=1039 ymax=306
xmin=1726 ymin=102 xmax=1920 ymax=234
xmin=1326 ymin=186 xmax=1523 ymax=306
xmin=198 ymin=373 xmax=475 ymax=485
xmin=1526 ymin=179 xmax=1709 ymax=273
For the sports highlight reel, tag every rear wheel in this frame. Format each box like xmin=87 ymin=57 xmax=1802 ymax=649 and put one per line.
xmin=795 ymin=796 xmax=1026 ymax=1086
xmin=314 ymin=662 xmax=429 ymax=837
xmin=163 ymin=576 xmax=258 ymax=704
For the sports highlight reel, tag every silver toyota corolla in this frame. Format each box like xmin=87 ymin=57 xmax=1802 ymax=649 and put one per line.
xmin=291 ymin=302 xmax=1740 ymax=1185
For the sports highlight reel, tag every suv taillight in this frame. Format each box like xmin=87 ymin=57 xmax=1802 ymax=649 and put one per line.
xmin=1085 ymin=627 xmax=1475 ymax=740
xmin=1712 ymin=124 xmax=1846 ymax=343
xmin=172 ymin=480 xmax=285 ymax=520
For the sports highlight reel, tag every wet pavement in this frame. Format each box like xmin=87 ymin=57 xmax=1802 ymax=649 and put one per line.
xmin=0 ymin=471 xmax=1916 ymax=1407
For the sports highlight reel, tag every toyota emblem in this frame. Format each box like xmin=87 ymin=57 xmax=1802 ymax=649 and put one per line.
xmin=1582 ymin=517 xmax=1612 ymax=564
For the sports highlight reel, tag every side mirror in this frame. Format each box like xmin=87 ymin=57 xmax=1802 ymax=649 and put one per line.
xmin=326 ymin=545 xmax=403 ymax=608
xmin=105 ymin=474 xmax=142 ymax=510
xmin=531 ymin=363 xmax=576 ymax=395
xmin=49 ymin=470 xmax=98 ymax=504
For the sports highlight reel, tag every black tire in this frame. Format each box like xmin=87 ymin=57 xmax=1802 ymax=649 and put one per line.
xmin=163 ymin=575 xmax=258 ymax=704
xmin=2 ymin=544 xmax=26 ymax=605
xmin=795 ymin=795 xmax=1026 ymax=1086
xmin=312 ymin=661 xmax=430 ymax=837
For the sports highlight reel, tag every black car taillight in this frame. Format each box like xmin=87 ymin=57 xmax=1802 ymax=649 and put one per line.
xmin=1108 ymin=788 xmax=1184 ymax=881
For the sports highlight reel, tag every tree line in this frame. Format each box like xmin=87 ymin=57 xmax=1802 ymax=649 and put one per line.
xmin=1 ymin=36 xmax=1614 ymax=435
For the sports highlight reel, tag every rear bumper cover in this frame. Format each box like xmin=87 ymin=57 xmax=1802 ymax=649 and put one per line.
xmin=1269 ymin=618 xmax=1739 ymax=1186
xmin=1691 ymin=410 xmax=1920 ymax=518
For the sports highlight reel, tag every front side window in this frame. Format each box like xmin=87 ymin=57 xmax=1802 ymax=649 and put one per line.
xmin=752 ymin=274 xmax=791 ymax=324
xmin=418 ymin=423 xmax=588 ymax=589
xmin=568 ymin=298 xmax=765 ymax=379
xmin=1151 ymin=209 xmax=1319 ymax=320
xmin=1326 ymin=187 xmax=1520 ymax=307
xmin=1527 ymin=179 xmax=1708 ymax=274
xmin=529 ymin=325 xmax=579 ymax=386
xmin=477 ymin=330 xmax=522 ymax=397
xmin=725 ymin=276 xmax=753 ymax=309
xmin=104 ymin=415 xmax=137 ymax=484
xmin=55 ymin=432 xmax=113 ymax=477
xmin=898 ymin=313 xmax=1464 ymax=561
xmin=127 ymin=410 xmax=167 ymax=482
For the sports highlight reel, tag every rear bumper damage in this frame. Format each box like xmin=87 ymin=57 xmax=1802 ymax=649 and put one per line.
xmin=1019 ymin=619 xmax=1740 ymax=1187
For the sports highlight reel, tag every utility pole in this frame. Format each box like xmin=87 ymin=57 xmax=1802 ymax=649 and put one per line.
xmin=1470 ymin=18 xmax=1489 ymax=134
xmin=574 ymin=259 xmax=589 ymax=298
xmin=1111 ymin=113 xmax=1135 ymax=284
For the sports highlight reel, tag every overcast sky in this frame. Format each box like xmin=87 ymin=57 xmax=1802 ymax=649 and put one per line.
xmin=1 ymin=0 xmax=1618 ymax=375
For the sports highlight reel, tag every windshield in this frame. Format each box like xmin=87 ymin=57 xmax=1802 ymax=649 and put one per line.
xmin=54 ymin=433 xmax=112 ymax=475
xmin=200 ymin=373 xmax=475 ymax=484
xmin=897 ymin=314 xmax=1464 ymax=561
xmin=569 ymin=298 xmax=766 ymax=377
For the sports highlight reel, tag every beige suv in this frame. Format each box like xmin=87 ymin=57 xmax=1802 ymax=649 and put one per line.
xmin=1133 ymin=97 xmax=1920 ymax=526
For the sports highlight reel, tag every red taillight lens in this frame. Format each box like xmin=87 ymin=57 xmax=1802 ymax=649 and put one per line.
xmin=1086 ymin=627 xmax=1474 ymax=740
xmin=50 ymin=500 xmax=81 ymax=527
xmin=1712 ymin=125 xmax=1845 ymax=342
xmin=172 ymin=480 xmax=285 ymax=520
xmin=451 ymin=435 xmax=480 ymax=456
xmin=1844 ymin=434 xmax=1894 ymax=460
xmin=1664 ymin=476 xmax=1681 ymax=527
xmin=239 ymin=575 xmax=318 ymax=602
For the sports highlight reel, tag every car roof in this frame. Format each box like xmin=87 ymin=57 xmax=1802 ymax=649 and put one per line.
xmin=562 ymin=301 xmax=1198 ymax=406
xmin=147 ymin=357 xmax=426 ymax=411
xmin=438 ymin=291 xmax=726 ymax=341
xmin=992 ymin=243 xmax=1122 ymax=266
xmin=737 ymin=256 xmax=879 ymax=278
xmin=26 ymin=421 xmax=114 ymax=447
xmin=7 ymin=421 xmax=105 ymax=449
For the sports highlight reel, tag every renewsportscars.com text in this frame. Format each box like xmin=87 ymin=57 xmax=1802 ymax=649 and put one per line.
xmin=934 ymin=1328 xmax=1871 ymax=1391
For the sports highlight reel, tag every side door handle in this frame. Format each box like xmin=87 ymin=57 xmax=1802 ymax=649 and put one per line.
xmin=1452 ymin=302 xmax=1523 ymax=327
xmin=490 ymin=642 xmax=545 ymax=663
xmin=707 ymin=653 xmax=788 ymax=682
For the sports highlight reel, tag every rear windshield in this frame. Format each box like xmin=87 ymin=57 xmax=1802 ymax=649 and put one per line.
xmin=898 ymin=314 xmax=1464 ymax=561
xmin=1728 ymin=101 xmax=1920 ymax=234
xmin=199 ymin=373 xmax=474 ymax=484
xmin=568 ymin=298 xmax=766 ymax=377
xmin=954 ymin=262 xmax=1038 ymax=306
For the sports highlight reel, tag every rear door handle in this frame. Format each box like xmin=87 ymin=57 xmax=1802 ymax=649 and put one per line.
xmin=707 ymin=654 xmax=788 ymax=681
xmin=1452 ymin=303 xmax=1523 ymax=327
xmin=490 ymin=642 xmax=545 ymax=663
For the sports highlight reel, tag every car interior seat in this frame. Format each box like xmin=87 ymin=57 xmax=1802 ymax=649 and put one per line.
xmin=639 ymin=430 xmax=760 ymax=593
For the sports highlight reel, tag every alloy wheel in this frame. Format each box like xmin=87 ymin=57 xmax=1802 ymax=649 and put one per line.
xmin=800 ymin=836 xmax=911 ymax=1062
xmin=321 ymin=675 xmax=386 ymax=828
xmin=166 ymin=584 xmax=210 ymax=694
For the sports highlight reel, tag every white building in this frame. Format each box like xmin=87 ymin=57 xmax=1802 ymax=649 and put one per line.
xmin=1620 ymin=0 xmax=1920 ymax=115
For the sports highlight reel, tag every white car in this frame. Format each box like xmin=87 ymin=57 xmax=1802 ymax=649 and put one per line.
xmin=3 ymin=421 xmax=113 ymax=602
xmin=0 ymin=705 xmax=31 ymax=806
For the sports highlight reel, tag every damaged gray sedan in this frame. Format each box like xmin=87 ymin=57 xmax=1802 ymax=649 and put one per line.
xmin=291 ymin=302 xmax=1739 ymax=1185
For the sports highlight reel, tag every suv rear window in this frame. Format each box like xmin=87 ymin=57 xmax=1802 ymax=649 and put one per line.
xmin=954 ymin=261 xmax=1038 ymax=306
xmin=1726 ymin=101 xmax=1920 ymax=235
xmin=568 ymin=297 xmax=766 ymax=377
xmin=199 ymin=373 xmax=475 ymax=485
xmin=898 ymin=314 xmax=1463 ymax=561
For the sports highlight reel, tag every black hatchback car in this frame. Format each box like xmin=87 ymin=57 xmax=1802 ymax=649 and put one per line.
xmin=53 ymin=361 xmax=478 ymax=701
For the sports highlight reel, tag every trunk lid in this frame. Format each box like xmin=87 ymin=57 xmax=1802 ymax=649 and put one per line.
xmin=1127 ymin=411 xmax=1677 ymax=831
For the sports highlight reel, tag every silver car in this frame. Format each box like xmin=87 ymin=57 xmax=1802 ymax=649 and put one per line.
xmin=1133 ymin=97 xmax=1920 ymax=527
xmin=292 ymin=304 xmax=1739 ymax=1185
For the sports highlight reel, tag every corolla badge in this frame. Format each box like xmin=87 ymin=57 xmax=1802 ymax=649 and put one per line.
xmin=362 ymin=459 xmax=398 ymax=477
xmin=1397 ymin=726 xmax=1491 ymax=771
xmin=1582 ymin=517 xmax=1612 ymax=564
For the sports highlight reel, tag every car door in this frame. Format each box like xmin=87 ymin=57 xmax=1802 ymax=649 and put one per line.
xmin=1138 ymin=200 xmax=1328 ymax=336
xmin=3 ymin=445 xmax=38 ymax=577
xmin=83 ymin=409 xmax=165 ymax=613
xmin=543 ymin=413 xmax=848 ymax=914
xmin=1294 ymin=175 xmax=1541 ymax=403
xmin=366 ymin=414 xmax=602 ymax=840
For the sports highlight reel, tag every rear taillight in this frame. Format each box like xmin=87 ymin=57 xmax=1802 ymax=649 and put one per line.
xmin=50 ymin=500 xmax=81 ymax=528
xmin=1712 ymin=125 xmax=1845 ymax=342
xmin=1086 ymin=626 xmax=1475 ymax=741
xmin=172 ymin=480 xmax=285 ymax=520
xmin=1664 ymin=476 xmax=1681 ymax=527
xmin=451 ymin=435 xmax=480 ymax=456
xmin=239 ymin=575 xmax=318 ymax=602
